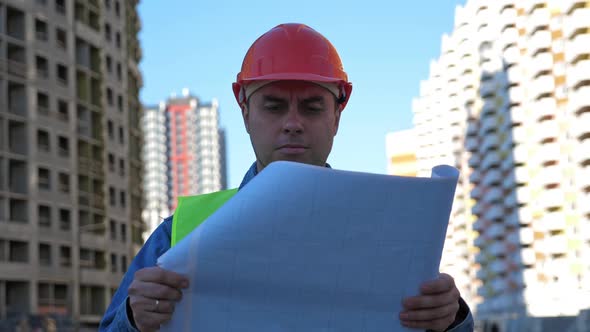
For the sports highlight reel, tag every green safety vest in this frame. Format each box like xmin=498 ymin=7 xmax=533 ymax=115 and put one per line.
xmin=170 ymin=188 xmax=238 ymax=247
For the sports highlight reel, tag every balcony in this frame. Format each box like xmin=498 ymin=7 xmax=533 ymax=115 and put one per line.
xmin=480 ymin=116 xmax=500 ymax=135
xmin=568 ymin=86 xmax=590 ymax=116
xmin=528 ymin=30 xmax=552 ymax=56
xmin=472 ymin=200 xmax=484 ymax=216
xmin=489 ymin=260 xmax=507 ymax=275
xmin=534 ymin=98 xmax=557 ymax=120
xmin=563 ymin=7 xmax=590 ymax=39
xmin=538 ymin=142 xmax=560 ymax=164
xmin=481 ymin=151 xmax=501 ymax=170
xmin=566 ymin=59 xmax=590 ymax=90
xmin=578 ymin=191 xmax=590 ymax=215
xmin=482 ymin=169 xmax=502 ymax=186
xmin=501 ymin=153 xmax=514 ymax=172
xmin=574 ymin=140 xmax=590 ymax=164
xmin=466 ymin=136 xmax=479 ymax=152
xmin=476 ymin=268 xmax=488 ymax=281
xmin=576 ymin=166 xmax=590 ymax=191
xmin=468 ymin=154 xmax=481 ymax=168
xmin=507 ymin=206 xmax=533 ymax=225
xmin=521 ymin=248 xmax=536 ymax=265
xmin=507 ymin=85 xmax=525 ymax=105
xmin=526 ymin=7 xmax=550 ymax=34
xmin=535 ymin=121 xmax=560 ymax=143
xmin=565 ymin=34 xmax=590 ymax=64
xmin=531 ymin=75 xmax=555 ymax=100
xmin=480 ymin=134 xmax=500 ymax=153
xmin=571 ymin=107 xmax=590 ymax=138
xmin=539 ymin=165 xmax=562 ymax=185
xmin=540 ymin=188 xmax=564 ymax=210
xmin=500 ymin=7 xmax=518 ymax=30
xmin=506 ymin=226 xmax=534 ymax=245
xmin=484 ymin=205 xmax=505 ymax=221
xmin=530 ymin=52 xmax=554 ymax=77
xmin=488 ymin=242 xmax=507 ymax=257
xmin=483 ymin=187 xmax=503 ymax=204
xmin=543 ymin=211 xmax=567 ymax=232
xmin=545 ymin=234 xmax=568 ymax=255
xmin=480 ymin=80 xmax=498 ymax=98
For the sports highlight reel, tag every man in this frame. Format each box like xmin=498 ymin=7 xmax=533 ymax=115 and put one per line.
xmin=100 ymin=23 xmax=474 ymax=332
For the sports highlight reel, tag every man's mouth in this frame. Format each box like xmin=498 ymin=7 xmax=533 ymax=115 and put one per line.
xmin=277 ymin=144 xmax=309 ymax=155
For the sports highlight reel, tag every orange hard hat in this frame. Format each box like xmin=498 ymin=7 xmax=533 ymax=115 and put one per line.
xmin=233 ymin=23 xmax=353 ymax=110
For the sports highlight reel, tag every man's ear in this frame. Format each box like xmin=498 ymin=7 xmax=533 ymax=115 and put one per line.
xmin=241 ymin=104 xmax=250 ymax=134
xmin=333 ymin=105 xmax=342 ymax=136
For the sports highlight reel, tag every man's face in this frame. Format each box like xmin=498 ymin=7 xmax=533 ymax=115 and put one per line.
xmin=242 ymin=80 xmax=342 ymax=171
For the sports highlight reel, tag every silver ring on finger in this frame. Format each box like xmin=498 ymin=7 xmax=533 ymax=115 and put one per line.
xmin=154 ymin=299 xmax=160 ymax=312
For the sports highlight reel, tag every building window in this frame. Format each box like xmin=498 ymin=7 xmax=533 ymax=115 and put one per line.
xmin=116 ymin=62 xmax=122 ymax=81
xmin=105 ymin=55 xmax=112 ymax=73
xmin=106 ymin=88 xmax=113 ymax=106
xmin=59 ymin=208 xmax=71 ymax=230
xmin=38 ymin=205 xmax=52 ymax=228
xmin=55 ymin=0 xmax=66 ymax=15
xmin=110 ymin=220 xmax=117 ymax=240
xmin=119 ymin=190 xmax=126 ymax=208
xmin=57 ymin=99 xmax=69 ymax=122
xmin=111 ymin=254 xmax=117 ymax=272
xmin=121 ymin=255 xmax=127 ymax=272
xmin=104 ymin=0 xmax=111 ymax=10
xmin=119 ymin=127 xmax=124 ymax=144
xmin=37 ymin=92 xmax=50 ymax=115
xmin=36 ymin=56 xmax=49 ymax=79
xmin=120 ymin=223 xmax=127 ymax=241
xmin=59 ymin=245 xmax=71 ymax=266
xmin=117 ymin=95 xmax=123 ymax=112
xmin=58 ymin=172 xmax=70 ymax=193
xmin=35 ymin=19 xmax=48 ymax=41
xmin=37 ymin=130 xmax=51 ymax=152
xmin=38 ymin=167 xmax=51 ymax=190
xmin=108 ymin=153 xmax=115 ymax=172
xmin=109 ymin=187 xmax=116 ymax=206
xmin=115 ymin=32 xmax=121 ymax=49
xmin=118 ymin=159 xmax=125 ymax=176
xmin=56 ymin=28 xmax=67 ymax=50
xmin=9 ymin=241 xmax=29 ymax=262
xmin=114 ymin=0 xmax=120 ymax=16
xmin=58 ymin=136 xmax=69 ymax=157
xmin=104 ymin=23 xmax=112 ymax=41
xmin=57 ymin=64 xmax=68 ymax=85
xmin=39 ymin=243 xmax=52 ymax=266
xmin=107 ymin=120 xmax=114 ymax=139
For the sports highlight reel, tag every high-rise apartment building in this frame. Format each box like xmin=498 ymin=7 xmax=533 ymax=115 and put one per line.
xmin=385 ymin=130 xmax=418 ymax=177
xmin=142 ymin=89 xmax=227 ymax=237
xmin=412 ymin=0 xmax=590 ymax=329
xmin=0 ymin=0 xmax=144 ymax=328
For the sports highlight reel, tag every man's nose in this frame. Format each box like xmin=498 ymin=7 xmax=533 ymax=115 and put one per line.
xmin=282 ymin=106 xmax=304 ymax=134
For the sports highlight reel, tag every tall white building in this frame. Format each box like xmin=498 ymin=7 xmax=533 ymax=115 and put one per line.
xmin=141 ymin=102 xmax=169 ymax=239
xmin=141 ymin=90 xmax=227 ymax=237
xmin=412 ymin=0 xmax=590 ymax=328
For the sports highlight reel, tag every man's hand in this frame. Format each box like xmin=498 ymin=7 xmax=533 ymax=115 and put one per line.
xmin=399 ymin=273 xmax=461 ymax=331
xmin=127 ymin=266 xmax=189 ymax=332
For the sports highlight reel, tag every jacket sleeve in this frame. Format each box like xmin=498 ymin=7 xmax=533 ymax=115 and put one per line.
xmin=99 ymin=217 xmax=173 ymax=331
xmin=442 ymin=297 xmax=475 ymax=332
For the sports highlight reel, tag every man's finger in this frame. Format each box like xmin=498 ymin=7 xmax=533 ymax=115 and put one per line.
xmin=403 ymin=291 xmax=458 ymax=310
xmin=134 ymin=266 xmax=189 ymax=288
xmin=400 ymin=300 xmax=459 ymax=321
xmin=420 ymin=273 xmax=455 ymax=294
xmin=129 ymin=280 xmax=183 ymax=301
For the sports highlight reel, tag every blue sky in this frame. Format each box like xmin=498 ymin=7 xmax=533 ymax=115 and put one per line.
xmin=137 ymin=0 xmax=465 ymax=188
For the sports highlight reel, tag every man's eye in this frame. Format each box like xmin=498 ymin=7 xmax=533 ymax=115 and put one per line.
xmin=307 ymin=106 xmax=323 ymax=113
xmin=264 ymin=105 xmax=282 ymax=112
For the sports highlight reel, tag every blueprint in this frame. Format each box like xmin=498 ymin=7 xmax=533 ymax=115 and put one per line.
xmin=158 ymin=161 xmax=459 ymax=331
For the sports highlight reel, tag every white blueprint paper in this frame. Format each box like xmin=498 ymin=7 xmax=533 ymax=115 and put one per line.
xmin=158 ymin=161 xmax=459 ymax=332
